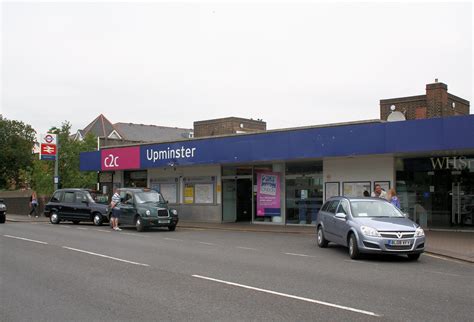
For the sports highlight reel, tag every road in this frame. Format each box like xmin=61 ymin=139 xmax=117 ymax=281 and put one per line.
xmin=1 ymin=221 xmax=472 ymax=321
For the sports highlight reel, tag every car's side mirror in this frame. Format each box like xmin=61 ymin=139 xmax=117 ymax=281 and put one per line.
xmin=0 ymin=199 xmax=4 ymax=203
xmin=335 ymin=213 xmax=347 ymax=220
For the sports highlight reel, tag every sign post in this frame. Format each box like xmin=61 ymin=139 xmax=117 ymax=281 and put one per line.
xmin=39 ymin=133 xmax=59 ymax=190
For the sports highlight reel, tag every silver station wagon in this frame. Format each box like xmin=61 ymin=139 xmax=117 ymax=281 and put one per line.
xmin=316 ymin=197 xmax=425 ymax=260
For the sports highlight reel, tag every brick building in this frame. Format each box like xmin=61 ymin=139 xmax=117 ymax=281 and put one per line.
xmin=380 ymin=81 xmax=470 ymax=121
xmin=193 ymin=117 xmax=266 ymax=138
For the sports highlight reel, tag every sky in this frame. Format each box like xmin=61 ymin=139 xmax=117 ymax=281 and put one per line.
xmin=1 ymin=1 xmax=472 ymax=136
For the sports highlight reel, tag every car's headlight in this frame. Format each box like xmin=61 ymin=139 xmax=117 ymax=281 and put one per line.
xmin=145 ymin=210 xmax=151 ymax=216
xmin=170 ymin=209 xmax=178 ymax=216
xmin=0 ymin=205 xmax=6 ymax=210
xmin=414 ymin=228 xmax=425 ymax=237
xmin=360 ymin=226 xmax=381 ymax=237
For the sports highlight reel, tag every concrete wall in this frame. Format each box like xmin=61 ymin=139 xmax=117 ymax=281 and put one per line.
xmin=323 ymin=155 xmax=395 ymax=200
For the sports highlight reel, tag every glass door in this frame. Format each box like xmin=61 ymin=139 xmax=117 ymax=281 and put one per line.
xmin=222 ymin=179 xmax=237 ymax=222
xmin=452 ymin=182 xmax=474 ymax=226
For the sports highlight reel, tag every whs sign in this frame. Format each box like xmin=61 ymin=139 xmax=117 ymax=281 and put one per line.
xmin=39 ymin=133 xmax=57 ymax=160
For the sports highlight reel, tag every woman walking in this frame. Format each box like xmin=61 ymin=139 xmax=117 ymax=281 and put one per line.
xmin=29 ymin=190 xmax=39 ymax=218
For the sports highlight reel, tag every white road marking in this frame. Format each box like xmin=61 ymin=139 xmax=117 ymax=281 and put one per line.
xmin=236 ymin=246 xmax=258 ymax=251
xmin=4 ymin=235 xmax=48 ymax=245
xmin=121 ymin=232 xmax=149 ymax=238
xmin=164 ymin=237 xmax=183 ymax=241
xmin=62 ymin=246 xmax=150 ymax=267
xmin=424 ymin=253 xmax=467 ymax=265
xmin=92 ymin=229 xmax=112 ymax=233
xmin=424 ymin=270 xmax=465 ymax=278
xmin=284 ymin=252 xmax=315 ymax=258
xmin=192 ymin=275 xmax=381 ymax=317
xmin=76 ymin=227 xmax=88 ymax=230
xmin=199 ymin=242 xmax=215 ymax=246
xmin=61 ymin=226 xmax=72 ymax=228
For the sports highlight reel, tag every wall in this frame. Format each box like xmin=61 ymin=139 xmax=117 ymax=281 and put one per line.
xmin=148 ymin=165 xmax=222 ymax=222
xmin=194 ymin=117 xmax=266 ymax=137
xmin=0 ymin=190 xmax=48 ymax=217
xmin=323 ymin=155 xmax=395 ymax=200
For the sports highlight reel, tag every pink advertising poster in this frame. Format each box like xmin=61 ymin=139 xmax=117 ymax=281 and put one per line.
xmin=101 ymin=147 xmax=141 ymax=171
xmin=256 ymin=171 xmax=281 ymax=216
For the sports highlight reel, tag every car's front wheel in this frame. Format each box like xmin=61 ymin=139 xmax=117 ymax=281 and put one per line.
xmin=407 ymin=253 xmax=421 ymax=261
xmin=168 ymin=224 xmax=176 ymax=231
xmin=93 ymin=213 xmax=104 ymax=226
xmin=317 ymin=226 xmax=328 ymax=248
xmin=50 ymin=212 xmax=60 ymax=224
xmin=135 ymin=216 xmax=145 ymax=232
xmin=348 ymin=234 xmax=360 ymax=259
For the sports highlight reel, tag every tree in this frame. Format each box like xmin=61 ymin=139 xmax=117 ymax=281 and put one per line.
xmin=0 ymin=115 xmax=36 ymax=189
xmin=31 ymin=121 xmax=97 ymax=194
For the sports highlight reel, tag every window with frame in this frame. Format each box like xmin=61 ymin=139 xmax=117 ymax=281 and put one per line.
xmin=336 ymin=199 xmax=349 ymax=215
xmin=51 ymin=191 xmax=63 ymax=202
xmin=63 ymin=192 xmax=75 ymax=203
xmin=183 ymin=177 xmax=215 ymax=205
xmin=326 ymin=200 xmax=340 ymax=214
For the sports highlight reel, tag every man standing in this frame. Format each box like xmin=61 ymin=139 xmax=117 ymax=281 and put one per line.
xmin=371 ymin=184 xmax=387 ymax=199
xmin=110 ymin=188 xmax=122 ymax=231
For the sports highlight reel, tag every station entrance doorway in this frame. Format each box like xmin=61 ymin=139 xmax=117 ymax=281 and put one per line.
xmin=222 ymin=176 xmax=253 ymax=222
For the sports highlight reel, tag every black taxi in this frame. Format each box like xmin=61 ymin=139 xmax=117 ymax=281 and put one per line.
xmin=115 ymin=188 xmax=178 ymax=232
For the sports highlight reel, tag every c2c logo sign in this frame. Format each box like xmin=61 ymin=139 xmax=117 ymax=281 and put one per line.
xmin=100 ymin=147 xmax=140 ymax=171
xmin=103 ymin=154 xmax=119 ymax=168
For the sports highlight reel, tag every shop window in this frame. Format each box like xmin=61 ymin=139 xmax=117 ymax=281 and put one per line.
xmin=124 ymin=171 xmax=147 ymax=188
xmin=183 ymin=177 xmax=216 ymax=204
xmin=150 ymin=178 xmax=178 ymax=204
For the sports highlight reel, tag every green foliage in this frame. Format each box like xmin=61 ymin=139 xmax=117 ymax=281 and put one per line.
xmin=0 ymin=115 xmax=36 ymax=189
xmin=32 ymin=121 xmax=97 ymax=194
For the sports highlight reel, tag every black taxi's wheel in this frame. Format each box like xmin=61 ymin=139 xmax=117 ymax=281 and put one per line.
xmin=136 ymin=216 xmax=145 ymax=232
xmin=93 ymin=213 xmax=104 ymax=226
xmin=348 ymin=234 xmax=360 ymax=260
xmin=50 ymin=212 xmax=60 ymax=224
xmin=168 ymin=224 xmax=176 ymax=231
xmin=317 ymin=226 xmax=329 ymax=248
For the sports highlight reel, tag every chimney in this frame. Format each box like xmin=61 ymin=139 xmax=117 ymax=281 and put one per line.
xmin=426 ymin=80 xmax=449 ymax=117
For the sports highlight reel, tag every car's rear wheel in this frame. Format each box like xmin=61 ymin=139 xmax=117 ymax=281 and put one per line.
xmin=50 ymin=212 xmax=60 ymax=224
xmin=348 ymin=234 xmax=360 ymax=259
xmin=407 ymin=253 xmax=421 ymax=261
xmin=93 ymin=213 xmax=104 ymax=226
xmin=317 ymin=226 xmax=328 ymax=248
xmin=135 ymin=216 xmax=145 ymax=232
xmin=168 ymin=224 xmax=176 ymax=231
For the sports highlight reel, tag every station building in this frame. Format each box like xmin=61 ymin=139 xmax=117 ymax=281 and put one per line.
xmin=80 ymin=82 xmax=473 ymax=229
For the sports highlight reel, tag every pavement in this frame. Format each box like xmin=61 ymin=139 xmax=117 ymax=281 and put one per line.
xmin=5 ymin=213 xmax=474 ymax=263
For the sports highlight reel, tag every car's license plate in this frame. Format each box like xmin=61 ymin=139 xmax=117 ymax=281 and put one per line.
xmin=159 ymin=219 xmax=170 ymax=224
xmin=388 ymin=240 xmax=411 ymax=246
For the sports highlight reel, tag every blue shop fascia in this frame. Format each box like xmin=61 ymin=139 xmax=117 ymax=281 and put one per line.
xmin=80 ymin=115 xmax=474 ymax=229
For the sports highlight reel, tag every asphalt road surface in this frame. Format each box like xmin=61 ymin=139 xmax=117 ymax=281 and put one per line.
xmin=1 ymin=221 xmax=472 ymax=321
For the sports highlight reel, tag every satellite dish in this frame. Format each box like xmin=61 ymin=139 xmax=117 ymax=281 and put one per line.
xmin=387 ymin=111 xmax=406 ymax=122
